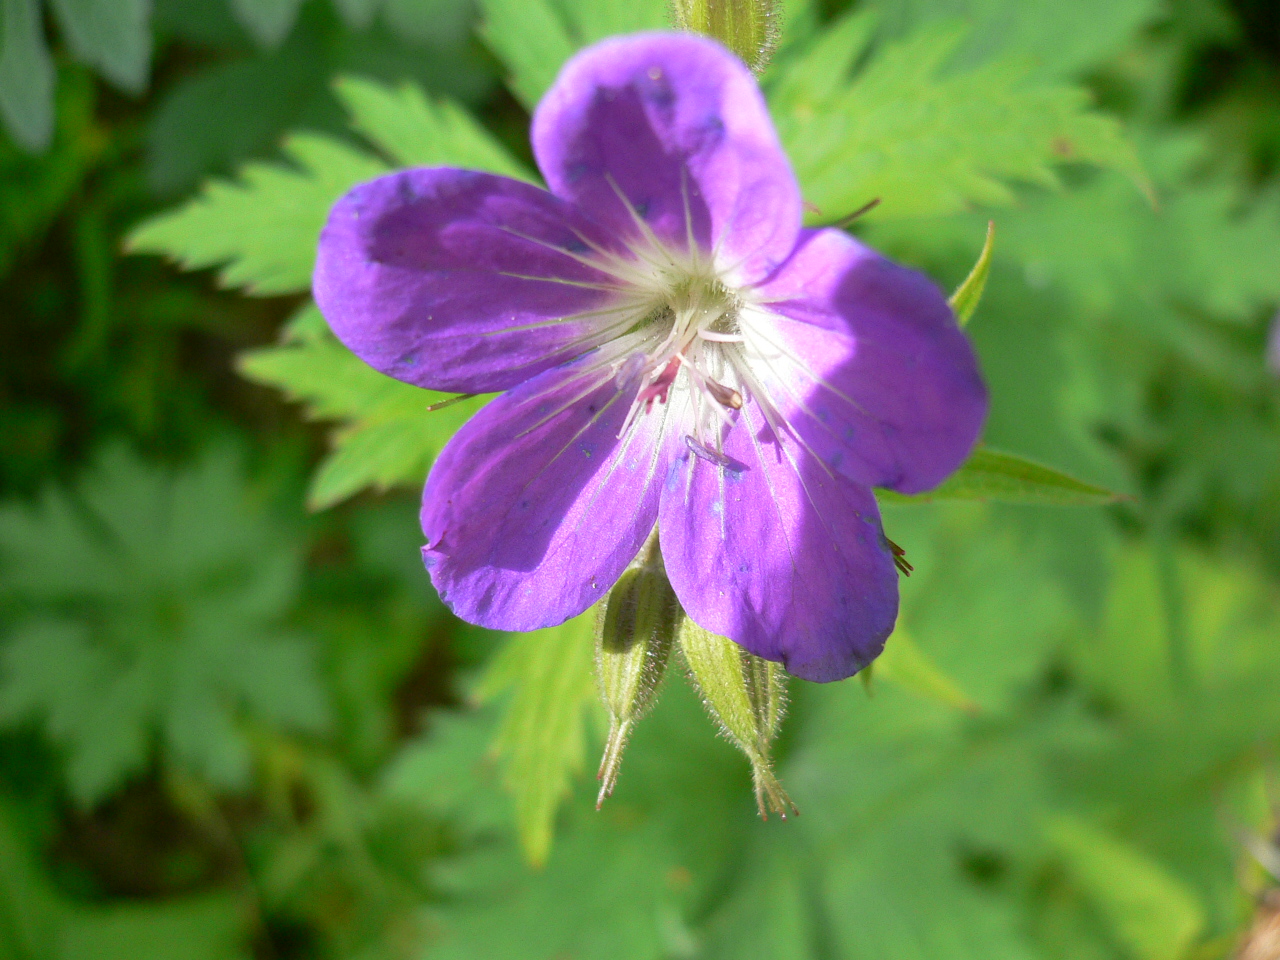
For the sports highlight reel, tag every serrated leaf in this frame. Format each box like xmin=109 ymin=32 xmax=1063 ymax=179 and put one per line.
xmin=334 ymin=75 xmax=532 ymax=179
xmin=228 ymin=0 xmax=303 ymax=48
xmin=473 ymin=612 xmax=599 ymax=865
xmin=47 ymin=0 xmax=151 ymax=93
xmin=0 ymin=0 xmax=54 ymax=152
xmin=238 ymin=306 xmax=489 ymax=508
xmin=479 ymin=0 xmax=577 ymax=109
xmin=772 ymin=18 xmax=1149 ymax=222
xmin=879 ymin=447 xmax=1123 ymax=506
xmin=128 ymin=134 xmax=386 ymax=295
xmin=870 ymin=0 xmax=1161 ymax=81
xmin=479 ymin=0 xmax=668 ymax=107
xmin=1045 ymin=815 xmax=1206 ymax=960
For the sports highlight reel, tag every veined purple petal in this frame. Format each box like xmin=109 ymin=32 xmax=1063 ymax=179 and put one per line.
xmin=421 ymin=356 xmax=673 ymax=630
xmin=659 ymin=399 xmax=899 ymax=682
xmin=532 ymin=32 xmax=801 ymax=284
xmin=314 ymin=168 xmax=629 ymax=394
xmin=749 ymin=229 xmax=988 ymax=494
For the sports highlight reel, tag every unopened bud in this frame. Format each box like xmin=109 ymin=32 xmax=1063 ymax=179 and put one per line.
xmin=594 ymin=532 xmax=680 ymax=807
xmin=671 ymin=0 xmax=781 ymax=74
xmin=678 ymin=620 xmax=796 ymax=819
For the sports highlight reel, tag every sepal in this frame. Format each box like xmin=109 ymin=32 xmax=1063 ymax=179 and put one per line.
xmin=677 ymin=620 xmax=796 ymax=819
xmin=671 ymin=0 xmax=781 ymax=74
xmin=593 ymin=532 xmax=679 ymax=806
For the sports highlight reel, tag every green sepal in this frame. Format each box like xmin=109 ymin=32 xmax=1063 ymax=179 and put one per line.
xmin=677 ymin=620 xmax=796 ymax=819
xmin=878 ymin=446 xmax=1124 ymax=507
xmin=593 ymin=531 xmax=680 ymax=806
xmin=948 ymin=220 xmax=995 ymax=327
xmin=671 ymin=0 xmax=781 ymax=74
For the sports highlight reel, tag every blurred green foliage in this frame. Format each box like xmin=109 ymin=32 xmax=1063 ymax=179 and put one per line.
xmin=3 ymin=0 xmax=1280 ymax=959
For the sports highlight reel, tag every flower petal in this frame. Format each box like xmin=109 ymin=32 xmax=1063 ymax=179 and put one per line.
xmin=747 ymin=228 xmax=988 ymax=495
xmin=659 ymin=398 xmax=899 ymax=682
xmin=314 ymin=168 xmax=629 ymax=394
xmin=532 ymin=32 xmax=801 ymax=283
xmin=420 ymin=357 xmax=673 ymax=630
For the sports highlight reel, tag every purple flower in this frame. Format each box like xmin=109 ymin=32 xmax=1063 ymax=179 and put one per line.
xmin=313 ymin=33 xmax=987 ymax=681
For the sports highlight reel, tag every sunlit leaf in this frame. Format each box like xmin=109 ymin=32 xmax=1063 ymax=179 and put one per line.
xmin=880 ymin=447 xmax=1123 ymax=507
xmin=127 ymin=134 xmax=387 ymax=295
xmin=334 ymin=75 xmax=531 ymax=179
xmin=474 ymin=612 xmax=599 ymax=865
xmin=949 ymin=220 xmax=995 ymax=326
xmin=237 ymin=305 xmax=489 ymax=509
xmin=771 ymin=15 xmax=1149 ymax=221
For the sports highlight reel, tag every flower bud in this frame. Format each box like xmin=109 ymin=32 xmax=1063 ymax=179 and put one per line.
xmin=594 ymin=533 xmax=680 ymax=806
xmin=671 ymin=0 xmax=781 ymax=74
xmin=677 ymin=619 xmax=796 ymax=819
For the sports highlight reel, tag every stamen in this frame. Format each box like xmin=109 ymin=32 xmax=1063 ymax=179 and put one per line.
xmin=425 ymin=393 xmax=477 ymax=412
xmin=684 ymin=435 xmax=740 ymax=470
xmin=704 ymin=379 xmax=743 ymax=410
xmin=698 ymin=330 xmax=744 ymax=343
xmin=887 ymin=538 xmax=913 ymax=576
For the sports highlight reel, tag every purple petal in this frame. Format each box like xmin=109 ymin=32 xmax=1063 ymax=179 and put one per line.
xmin=532 ymin=32 xmax=801 ymax=283
xmin=749 ymin=229 xmax=988 ymax=494
xmin=659 ymin=399 xmax=899 ymax=682
xmin=314 ymin=168 xmax=629 ymax=394
xmin=420 ymin=357 xmax=673 ymax=631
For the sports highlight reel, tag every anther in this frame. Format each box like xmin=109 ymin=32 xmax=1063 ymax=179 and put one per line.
xmin=425 ymin=393 xmax=477 ymax=412
xmin=685 ymin=436 xmax=739 ymax=470
xmin=887 ymin=537 xmax=913 ymax=576
xmin=704 ymin=379 xmax=743 ymax=410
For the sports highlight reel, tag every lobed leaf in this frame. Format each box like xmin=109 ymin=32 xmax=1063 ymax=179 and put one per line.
xmin=0 ymin=446 xmax=329 ymax=804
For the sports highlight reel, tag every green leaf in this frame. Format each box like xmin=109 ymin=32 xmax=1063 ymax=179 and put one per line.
xmin=874 ymin=626 xmax=980 ymax=714
xmin=772 ymin=17 xmax=1149 ymax=222
xmin=228 ymin=0 xmax=304 ymax=48
xmin=479 ymin=0 xmax=668 ymax=107
xmin=127 ymin=134 xmax=386 ymax=296
xmin=949 ymin=219 xmax=995 ymax=326
xmin=1045 ymin=815 xmax=1206 ymax=960
xmin=879 ymin=447 xmax=1123 ymax=506
xmin=0 ymin=446 xmax=329 ymax=804
xmin=333 ymin=75 xmax=532 ymax=179
xmin=143 ymin=31 xmax=330 ymax=197
xmin=47 ymin=0 xmax=151 ymax=93
xmin=479 ymin=0 xmax=577 ymax=109
xmin=237 ymin=305 xmax=490 ymax=509
xmin=0 ymin=0 xmax=54 ymax=152
xmin=473 ymin=612 xmax=599 ymax=865
xmin=332 ymin=0 xmax=382 ymax=29
xmin=870 ymin=0 xmax=1161 ymax=81
xmin=0 ymin=798 xmax=250 ymax=960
